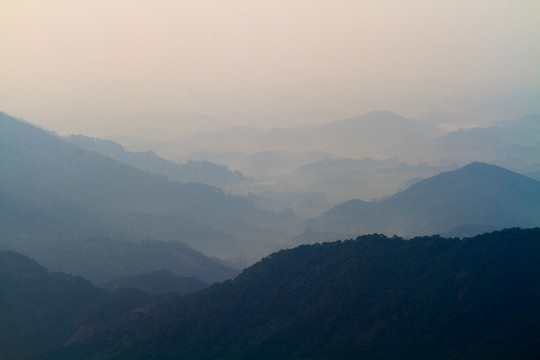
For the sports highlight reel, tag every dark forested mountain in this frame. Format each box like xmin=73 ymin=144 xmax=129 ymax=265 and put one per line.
xmin=103 ymin=270 xmax=208 ymax=295
xmin=0 ymin=251 xmax=109 ymax=360
xmin=65 ymin=134 xmax=248 ymax=188
xmin=0 ymin=112 xmax=295 ymax=262
xmin=311 ymin=162 xmax=540 ymax=237
xmin=28 ymin=228 xmax=540 ymax=360
xmin=0 ymin=250 xmax=174 ymax=360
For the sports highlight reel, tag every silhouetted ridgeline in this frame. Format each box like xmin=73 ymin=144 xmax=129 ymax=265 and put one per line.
xmin=18 ymin=228 xmax=540 ymax=360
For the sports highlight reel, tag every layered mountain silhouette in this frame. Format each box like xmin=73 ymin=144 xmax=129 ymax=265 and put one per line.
xmin=0 ymin=112 xmax=294 ymax=264
xmin=65 ymin=134 xmax=248 ymax=188
xmin=21 ymin=228 xmax=540 ymax=360
xmin=0 ymin=112 xmax=283 ymax=233
xmin=310 ymin=162 xmax=540 ymax=237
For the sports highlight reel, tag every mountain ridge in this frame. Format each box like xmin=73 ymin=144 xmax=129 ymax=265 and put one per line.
xmin=311 ymin=162 xmax=540 ymax=237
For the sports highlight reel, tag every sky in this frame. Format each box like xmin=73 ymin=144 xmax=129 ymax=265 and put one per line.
xmin=1 ymin=0 xmax=539 ymax=139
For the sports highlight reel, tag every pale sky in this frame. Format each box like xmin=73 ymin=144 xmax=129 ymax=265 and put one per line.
xmin=1 ymin=0 xmax=539 ymax=139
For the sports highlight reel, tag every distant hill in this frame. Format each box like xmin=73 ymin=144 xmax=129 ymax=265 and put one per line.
xmin=65 ymin=134 xmax=248 ymax=188
xmin=311 ymin=162 xmax=540 ymax=237
xmin=429 ymin=127 xmax=538 ymax=171
xmin=310 ymin=111 xmax=432 ymax=157
xmin=289 ymin=157 xmax=454 ymax=203
xmin=387 ymin=113 xmax=540 ymax=173
xmin=495 ymin=113 xmax=540 ymax=146
xmin=32 ymin=228 xmax=540 ymax=360
xmin=103 ymin=270 xmax=208 ymax=295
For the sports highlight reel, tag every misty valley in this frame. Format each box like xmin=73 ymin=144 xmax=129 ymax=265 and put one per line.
xmin=1 ymin=110 xmax=540 ymax=359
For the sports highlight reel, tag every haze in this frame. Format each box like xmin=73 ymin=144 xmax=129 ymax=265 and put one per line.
xmin=1 ymin=0 xmax=539 ymax=140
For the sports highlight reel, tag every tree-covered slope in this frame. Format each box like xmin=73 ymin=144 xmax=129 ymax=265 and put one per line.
xmin=36 ymin=228 xmax=540 ymax=360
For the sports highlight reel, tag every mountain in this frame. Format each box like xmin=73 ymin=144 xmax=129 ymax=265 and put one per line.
xmin=0 ymin=112 xmax=295 ymax=262
xmin=311 ymin=162 xmax=540 ymax=237
xmin=65 ymin=134 xmax=248 ymax=188
xmin=103 ymin=270 xmax=208 ymax=295
xmin=31 ymin=228 xmax=540 ymax=360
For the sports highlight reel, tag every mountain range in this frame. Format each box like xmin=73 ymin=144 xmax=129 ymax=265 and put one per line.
xmin=2 ymin=108 xmax=540 ymax=359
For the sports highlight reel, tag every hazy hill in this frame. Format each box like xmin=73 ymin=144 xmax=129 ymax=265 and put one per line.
xmin=429 ymin=127 xmax=538 ymax=171
xmin=0 ymin=112 xmax=295 ymax=262
xmin=103 ymin=270 xmax=208 ymax=295
xmin=65 ymin=134 xmax=248 ymax=188
xmin=495 ymin=113 xmax=540 ymax=146
xmin=310 ymin=111 xmax=432 ymax=157
xmin=311 ymin=162 xmax=540 ymax=237
xmin=5 ymin=237 xmax=238 ymax=284
xmin=387 ymin=114 xmax=540 ymax=173
xmin=0 ymin=112 xmax=263 ymax=229
xmin=33 ymin=228 xmax=540 ymax=360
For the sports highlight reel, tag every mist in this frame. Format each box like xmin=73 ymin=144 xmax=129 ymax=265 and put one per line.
xmin=1 ymin=0 xmax=539 ymax=140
